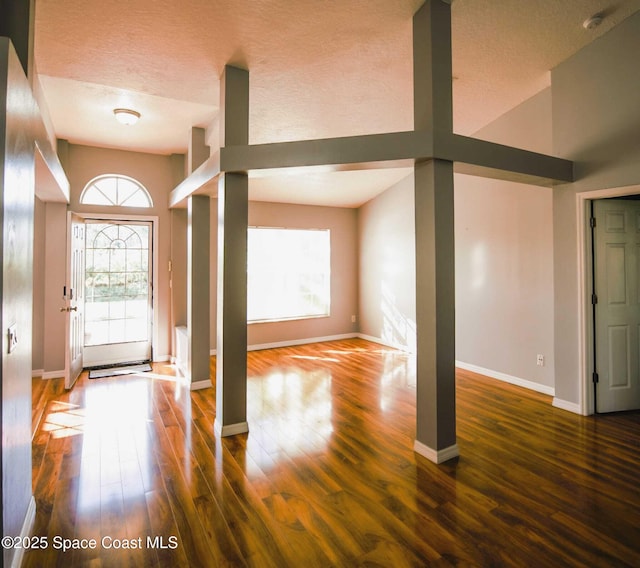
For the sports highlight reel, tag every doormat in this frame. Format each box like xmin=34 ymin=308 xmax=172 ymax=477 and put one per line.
xmin=88 ymin=363 xmax=152 ymax=379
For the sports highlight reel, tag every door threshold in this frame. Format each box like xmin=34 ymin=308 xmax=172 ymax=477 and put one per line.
xmin=84 ymin=359 xmax=151 ymax=371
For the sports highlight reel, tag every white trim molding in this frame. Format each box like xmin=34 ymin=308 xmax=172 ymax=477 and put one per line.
xmin=207 ymin=334 xmax=414 ymax=358
xmin=31 ymin=369 xmax=44 ymax=378
xmin=575 ymin=184 xmax=640 ymax=417
xmin=215 ymin=420 xmax=249 ymax=437
xmin=455 ymin=361 xmax=555 ymax=396
xmin=552 ymin=398 xmax=584 ymax=415
xmin=190 ymin=379 xmax=212 ymax=391
xmin=76 ymin=212 xmax=161 ymax=372
xmin=356 ymin=333 xmax=414 ymax=352
xmin=414 ymin=440 xmax=459 ymax=464
xmin=11 ymin=496 xmax=36 ymax=568
xmin=247 ymin=333 xmax=357 ymax=352
xmin=42 ymin=370 xmax=65 ymax=380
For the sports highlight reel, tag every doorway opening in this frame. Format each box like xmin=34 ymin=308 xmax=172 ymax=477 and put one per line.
xmin=83 ymin=220 xmax=154 ymax=368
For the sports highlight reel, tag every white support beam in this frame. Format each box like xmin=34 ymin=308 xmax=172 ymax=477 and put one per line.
xmin=169 ymin=151 xmax=220 ymax=208
xmin=34 ymin=140 xmax=69 ymax=203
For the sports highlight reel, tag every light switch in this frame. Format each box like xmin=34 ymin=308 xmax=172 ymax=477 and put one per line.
xmin=7 ymin=324 xmax=17 ymax=354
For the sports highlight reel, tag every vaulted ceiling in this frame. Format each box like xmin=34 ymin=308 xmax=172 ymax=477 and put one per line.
xmin=33 ymin=0 xmax=640 ymax=206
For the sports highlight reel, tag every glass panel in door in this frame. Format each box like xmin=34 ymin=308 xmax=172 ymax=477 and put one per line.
xmin=83 ymin=221 xmax=152 ymax=367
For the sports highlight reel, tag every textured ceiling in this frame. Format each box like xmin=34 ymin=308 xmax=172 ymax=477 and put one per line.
xmin=33 ymin=0 xmax=640 ymax=206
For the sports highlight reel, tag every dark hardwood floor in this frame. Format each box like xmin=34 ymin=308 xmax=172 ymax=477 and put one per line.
xmin=24 ymin=339 xmax=640 ymax=567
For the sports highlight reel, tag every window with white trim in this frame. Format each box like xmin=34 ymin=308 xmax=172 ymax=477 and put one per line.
xmin=80 ymin=175 xmax=153 ymax=208
xmin=248 ymin=227 xmax=331 ymax=323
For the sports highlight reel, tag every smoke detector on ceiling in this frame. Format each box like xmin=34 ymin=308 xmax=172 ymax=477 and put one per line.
xmin=583 ymin=13 xmax=604 ymax=30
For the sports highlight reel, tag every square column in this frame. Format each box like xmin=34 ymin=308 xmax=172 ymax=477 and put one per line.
xmin=215 ymin=173 xmax=248 ymax=436
xmin=413 ymin=0 xmax=453 ymax=134
xmin=187 ymin=195 xmax=211 ymax=389
xmin=412 ymin=0 xmax=458 ymax=463
xmin=413 ymin=159 xmax=458 ymax=462
xmin=214 ymin=65 xmax=250 ymax=437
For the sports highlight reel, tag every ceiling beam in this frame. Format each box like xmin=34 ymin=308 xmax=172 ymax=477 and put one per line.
xmin=168 ymin=0 xmax=574 ymax=205
xmin=215 ymin=128 xmax=573 ymax=187
xmin=220 ymin=130 xmax=430 ymax=174
xmin=171 ymin=127 xmax=574 ymax=203
xmin=442 ymin=133 xmax=574 ymax=185
xmin=169 ymin=150 xmax=220 ymax=208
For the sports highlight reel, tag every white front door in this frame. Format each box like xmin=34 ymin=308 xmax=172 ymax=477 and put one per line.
xmin=65 ymin=213 xmax=85 ymax=389
xmin=83 ymin=221 xmax=153 ymax=367
xmin=593 ymin=199 xmax=640 ymax=412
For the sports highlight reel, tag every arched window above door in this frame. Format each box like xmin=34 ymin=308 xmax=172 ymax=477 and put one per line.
xmin=80 ymin=174 xmax=153 ymax=208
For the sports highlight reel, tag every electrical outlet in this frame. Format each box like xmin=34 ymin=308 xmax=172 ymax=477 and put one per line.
xmin=536 ymin=354 xmax=544 ymax=367
xmin=351 ymin=315 xmax=357 ymax=323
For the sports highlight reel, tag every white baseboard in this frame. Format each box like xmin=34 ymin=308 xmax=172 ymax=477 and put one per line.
xmin=190 ymin=379 xmax=212 ymax=391
xmin=208 ymin=334 xmax=405 ymax=357
xmin=455 ymin=360 xmax=555 ymax=397
xmin=414 ymin=440 xmax=459 ymax=464
xmin=153 ymin=354 xmax=170 ymax=363
xmin=552 ymin=397 xmax=584 ymax=415
xmin=42 ymin=370 xmax=64 ymax=380
xmin=215 ymin=420 xmax=249 ymax=437
xmin=11 ymin=496 xmax=36 ymax=568
xmin=247 ymin=333 xmax=358 ymax=352
xmin=31 ymin=369 xmax=44 ymax=378
xmin=356 ymin=333 xmax=413 ymax=352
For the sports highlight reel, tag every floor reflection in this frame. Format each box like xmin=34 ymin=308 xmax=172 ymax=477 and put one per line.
xmin=77 ymin=378 xmax=153 ymax=512
xmin=248 ymin=366 xmax=333 ymax=464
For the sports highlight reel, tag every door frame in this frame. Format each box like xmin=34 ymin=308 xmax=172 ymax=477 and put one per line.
xmin=74 ymin=212 xmax=160 ymax=364
xmin=576 ymin=183 xmax=640 ymax=416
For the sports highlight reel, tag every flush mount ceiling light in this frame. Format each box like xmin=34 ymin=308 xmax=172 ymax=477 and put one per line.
xmin=113 ymin=108 xmax=141 ymax=125
xmin=583 ymin=13 xmax=604 ymax=30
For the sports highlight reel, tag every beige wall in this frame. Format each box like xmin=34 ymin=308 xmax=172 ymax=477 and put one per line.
xmin=552 ymin=11 xmax=640 ymax=407
xmin=40 ymin=150 xmax=360 ymax=367
xmin=42 ymin=202 xmax=67 ymax=374
xmin=358 ymin=175 xmax=416 ymax=350
xmin=455 ymin=88 xmax=555 ymax=389
xmin=172 ymin=198 xmax=360 ymax=352
xmin=54 ymin=144 xmax=175 ymax=361
xmin=170 ymin=209 xmax=188 ymax=331
xmin=357 ymin=88 xmax=555 ymax=391
xmin=245 ymin=201 xmax=358 ymax=347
